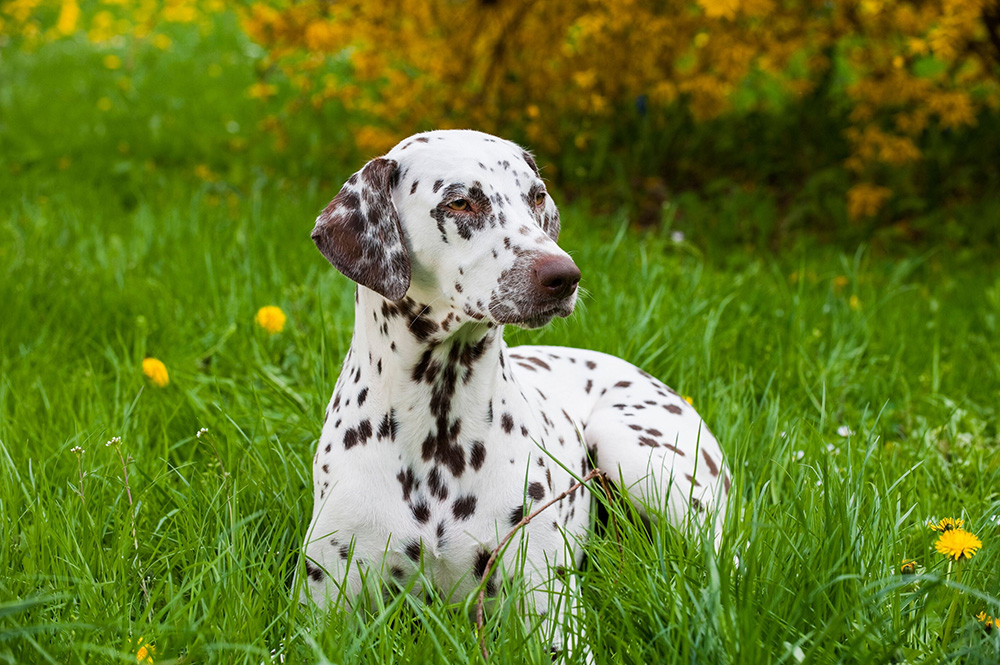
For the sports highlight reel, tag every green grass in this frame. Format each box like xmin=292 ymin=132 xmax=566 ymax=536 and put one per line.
xmin=2 ymin=16 xmax=1000 ymax=665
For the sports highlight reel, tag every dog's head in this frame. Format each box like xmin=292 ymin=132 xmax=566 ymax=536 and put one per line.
xmin=312 ymin=130 xmax=579 ymax=329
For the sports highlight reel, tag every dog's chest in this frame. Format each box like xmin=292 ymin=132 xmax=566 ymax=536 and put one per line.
xmin=312 ymin=371 xmax=591 ymax=594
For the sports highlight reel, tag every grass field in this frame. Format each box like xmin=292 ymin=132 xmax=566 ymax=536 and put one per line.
xmin=2 ymin=16 xmax=1000 ymax=665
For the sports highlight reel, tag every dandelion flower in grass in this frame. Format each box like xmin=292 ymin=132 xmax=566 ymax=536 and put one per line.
xmin=142 ymin=357 xmax=169 ymax=387
xmin=977 ymin=611 xmax=1000 ymax=631
xmin=928 ymin=517 xmax=964 ymax=532
xmin=934 ymin=528 xmax=981 ymax=561
xmin=129 ymin=636 xmax=155 ymax=664
xmin=899 ymin=559 xmax=916 ymax=575
xmin=255 ymin=306 xmax=286 ymax=334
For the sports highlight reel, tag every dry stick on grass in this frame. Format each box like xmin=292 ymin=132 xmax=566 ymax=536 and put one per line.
xmin=107 ymin=436 xmax=152 ymax=610
xmin=475 ymin=468 xmax=605 ymax=661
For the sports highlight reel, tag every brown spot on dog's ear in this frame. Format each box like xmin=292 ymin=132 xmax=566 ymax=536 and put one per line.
xmin=311 ymin=157 xmax=411 ymax=301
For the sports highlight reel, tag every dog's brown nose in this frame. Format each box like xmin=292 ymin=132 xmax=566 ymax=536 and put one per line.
xmin=534 ymin=255 xmax=581 ymax=299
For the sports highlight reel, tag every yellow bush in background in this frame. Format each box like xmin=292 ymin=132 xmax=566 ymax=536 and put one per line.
xmin=1 ymin=0 xmax=224 ymax=49
xmin=241 ymin=0 xmax=1000 ymax=219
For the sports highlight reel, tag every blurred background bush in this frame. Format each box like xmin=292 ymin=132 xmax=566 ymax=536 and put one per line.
xmin=3 ymin=0 xmax=999 ymax=248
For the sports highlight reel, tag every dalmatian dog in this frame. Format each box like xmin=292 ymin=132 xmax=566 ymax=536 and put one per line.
xmin=302 ymin=129 xmax=729 ymax=652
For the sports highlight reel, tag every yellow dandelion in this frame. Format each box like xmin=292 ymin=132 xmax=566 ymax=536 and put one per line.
xmin=103 ymin=54 xmax=122 ymax=70
xmin=128 ymin=636 xmax=155 ymax=664
xmin=928 ymin=517 xmax=964 ymax=532
xmin=682 ymin=395 xmax=694 ymax=406
xmin=56 ymin=0 xmax=80 ymax=36
xmin=849 ymin=294 xmax=861 ymax=311
xmin=193 ymin=164 xmax=218 ymax=182
xmin=934 ymin=528 xmax=981 ymax=561
xmin=899 ymin=559 xmax=916 ymax=575
xmin=977 ymin=611 xmax=999 ymax=631
xmin=97 ymin=97 xmax=113 ymax=111
xmin=142 ymin=357 xmax=169 ymax=387
xmin=255 ymin=306 xmax=286 ymax=334
xmin=833 ymin=275 xmax=848 ymax=291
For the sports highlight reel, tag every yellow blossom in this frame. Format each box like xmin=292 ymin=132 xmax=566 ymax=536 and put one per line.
xmin=103 ymin=54 xmax=122 ymax=70
xmin=193 ymin=164 xmax=218 ymax=182
xmin=849 ymin=294 xmax=861 ymax=310
xmin=977 ymin=611 xmax=1000 ymax=631
xmin=698 ymin=0 xmax=739 ymax=20
xmin=934 ymin=528 xmax=981 ymax=561
xmin=899 ymin=559 xmax=916 ymax=575
xmin=129 ymin=636 xmax=155 ymax=664
xmin=847 ymin=182 xmax=891 ymax=220
xmin=247 ymin=82 xmax=278 ymax=100
xmin=152 ymin=33 xmax=172 ymax=50
xmin=682 ymin=395 xmax=694 ymax=405
xmin=142 ymin=358 xmax=169 ymax=387
xmin=55 ymin=0 xmax=79 ymax=36
xmin=97 ymin=97 xmax=113 ymax=111
xmin=255 ymin=306 xmax=286 ymax=334
xmin=928 ymin=517 xmax=964 ymax=532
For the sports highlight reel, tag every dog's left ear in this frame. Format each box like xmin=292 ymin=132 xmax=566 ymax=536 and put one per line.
xmin=311 ymin=157 xmax=411 ymax=301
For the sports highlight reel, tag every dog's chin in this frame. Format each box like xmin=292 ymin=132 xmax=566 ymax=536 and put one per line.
xmin=508 ymin=304 xmax=576 ymax=330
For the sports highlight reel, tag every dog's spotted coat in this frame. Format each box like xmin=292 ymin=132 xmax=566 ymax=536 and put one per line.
xmin=302 ymin=130 xmax=729 ymax=651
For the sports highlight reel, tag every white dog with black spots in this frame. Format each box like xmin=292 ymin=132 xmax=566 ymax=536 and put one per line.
xmin=301 ymin=129 xmax=730 ymax=657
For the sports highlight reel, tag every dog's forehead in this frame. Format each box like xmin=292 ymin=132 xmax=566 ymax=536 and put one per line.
xmin=387 ymin=131 xmax=537 ymax=188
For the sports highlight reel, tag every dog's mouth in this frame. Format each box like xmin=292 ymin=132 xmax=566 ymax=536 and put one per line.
xmin=504 ymin=299 xmax=577 ymax=330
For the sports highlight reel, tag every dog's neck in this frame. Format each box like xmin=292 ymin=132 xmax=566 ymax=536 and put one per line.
xmin=341 ymin=288 xmax=523 ymax=464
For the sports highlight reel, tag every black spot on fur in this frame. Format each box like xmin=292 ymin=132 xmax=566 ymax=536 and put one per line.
xmin=528 ymin=482 xmax=545 ymax=501
xmin=304 ymin=560 xmax=324 ymax=582
xmin=405 ymin=540 xmax=422 ymax=561
xmin=452 ymin=495 xmax=477 ymax=520
xmin=411 ymin=501 xmax=430 ymax=523
xmin=508 ymin=505 xmax=525 ymax=526
xmin=526 ymin=357 xmax=551 ymax=370
xmin=428 ymin=466 xmax=449 ymax=500
xmin=473 ymin=547 xmax=497 ymax=596
xmin=357 ymin=387 xmax=368 ymax=406
xmin=501 ymin=413 xmax=514 ymax=434
xmin=397 ymin=467 xmax=416 ymax=500
xmin=470 ymin=441 xmax=487 ymax=470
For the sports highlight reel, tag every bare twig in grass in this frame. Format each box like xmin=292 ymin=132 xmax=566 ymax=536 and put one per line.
xmin=106 ymin=436 xmax=151 ymax=610
xmin=70 ymin=446 xmax=86 ymax=505
xmin=197 ymin=427 xmax=234 ymax=530
xmin=475 ymin=468 xmax=605 ymax=661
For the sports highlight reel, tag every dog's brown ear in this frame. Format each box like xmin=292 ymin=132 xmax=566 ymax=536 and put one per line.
xmin=312 ymin=157 xmax=411 ymax=301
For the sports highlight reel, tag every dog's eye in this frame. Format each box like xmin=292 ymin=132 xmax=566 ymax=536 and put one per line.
xmin=448 ymin=199 xmax=469 ymax=211
xmin=534 ymin=191 xmax=546 ymax=206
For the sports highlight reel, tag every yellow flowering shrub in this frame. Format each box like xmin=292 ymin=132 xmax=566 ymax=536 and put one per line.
xmin=1 ymin=0 xmax=224 ymax=49
xmin=239 ymin=0 xmax=1000 ymax=219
